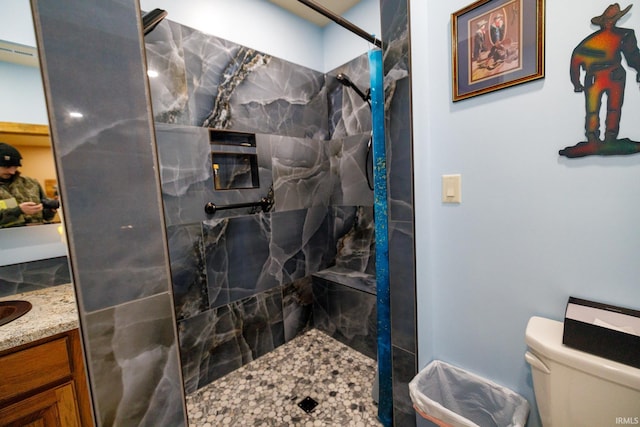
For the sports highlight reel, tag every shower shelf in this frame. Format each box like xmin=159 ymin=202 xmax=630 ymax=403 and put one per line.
xmin=209 ymin=129 xmax=259 ymax=190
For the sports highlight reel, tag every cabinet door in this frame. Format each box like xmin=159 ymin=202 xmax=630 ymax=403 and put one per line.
xmin=0 ymin=337 xmax=71 ymax=403
xmin=0 ymin=382 xmax=80 ymax=427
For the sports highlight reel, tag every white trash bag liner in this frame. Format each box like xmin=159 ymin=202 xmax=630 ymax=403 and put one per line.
xmin=409 ymin=360 xmax=529 ymax=427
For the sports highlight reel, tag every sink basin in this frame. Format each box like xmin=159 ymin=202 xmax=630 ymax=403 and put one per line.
xmin=0 ymin=300 xmax=32 ymax=327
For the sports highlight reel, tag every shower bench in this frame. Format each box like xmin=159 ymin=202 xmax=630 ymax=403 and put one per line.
xmin=311 ymin=266 xmax=377 ymax=360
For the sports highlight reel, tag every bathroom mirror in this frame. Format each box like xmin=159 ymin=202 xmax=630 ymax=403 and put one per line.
xmin=0 ymin=7 xmax=67 ymax=266
xmin=0 ymin=122 xmax=66 ymax=266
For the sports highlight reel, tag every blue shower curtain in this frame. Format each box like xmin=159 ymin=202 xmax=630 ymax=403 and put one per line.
xmin=369 ymin=48 xmax=392 ymax=427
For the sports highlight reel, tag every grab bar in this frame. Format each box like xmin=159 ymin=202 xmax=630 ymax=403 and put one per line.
xmin=204 ymin=198 xmax=271 ymax=215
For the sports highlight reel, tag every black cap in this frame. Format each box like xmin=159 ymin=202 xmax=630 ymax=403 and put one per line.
xmin=0 ymin=142 xmax=22 ymax=167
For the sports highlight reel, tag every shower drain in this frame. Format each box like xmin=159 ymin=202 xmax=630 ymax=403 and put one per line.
xmin=297 ymin=396 xmax=319 ymax=413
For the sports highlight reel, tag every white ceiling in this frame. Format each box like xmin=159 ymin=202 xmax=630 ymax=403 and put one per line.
xmin=268 ymin=0 xmax=361 ymax=27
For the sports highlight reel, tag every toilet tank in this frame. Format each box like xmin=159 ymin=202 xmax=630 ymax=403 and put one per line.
xmin=525 ymin=316 xmax=640 ymax=427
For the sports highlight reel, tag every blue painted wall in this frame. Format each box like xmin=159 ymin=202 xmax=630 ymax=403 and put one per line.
xmin=0 ymin=62 xmax=47 ymax=123
xmin=0 ymin=2 xmax=46 ymax=123
xmin=412 ymin=1 xmax=640 ymax=426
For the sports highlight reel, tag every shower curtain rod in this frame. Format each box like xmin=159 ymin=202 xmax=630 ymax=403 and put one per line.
xmin=296 ymin=0 xmax=382 ymax=48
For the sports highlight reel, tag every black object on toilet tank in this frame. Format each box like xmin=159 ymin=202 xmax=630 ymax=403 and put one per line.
xmin=563 ymin=297 xmax=640 ymax=369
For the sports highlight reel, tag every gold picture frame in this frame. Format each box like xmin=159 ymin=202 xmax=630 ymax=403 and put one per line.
xmin=452 ymin=0 xmax=545 ymax=101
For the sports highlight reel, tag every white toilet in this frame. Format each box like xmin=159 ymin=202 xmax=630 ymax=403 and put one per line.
xmin=525 ymin=316 xmax=640 ymax=427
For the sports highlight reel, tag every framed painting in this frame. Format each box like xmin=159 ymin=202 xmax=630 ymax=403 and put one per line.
xmin=451 ymin=0 xmax=544 ymax=101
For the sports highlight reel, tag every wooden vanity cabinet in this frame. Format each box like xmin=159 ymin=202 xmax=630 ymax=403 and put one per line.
xmin=0 ymin=329 xmax=93 ymax=427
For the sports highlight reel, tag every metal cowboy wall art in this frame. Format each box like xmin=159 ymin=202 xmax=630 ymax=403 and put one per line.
xmin=560 ymin=3 xmax=640 ymax=158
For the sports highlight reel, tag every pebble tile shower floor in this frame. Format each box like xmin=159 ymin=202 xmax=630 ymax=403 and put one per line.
xmin=186 ymin=328 xmax=383 ymax=426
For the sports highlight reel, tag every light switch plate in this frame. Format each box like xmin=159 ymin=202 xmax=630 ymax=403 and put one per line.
xmin=442 ymin=174 xmax=461 ymax=203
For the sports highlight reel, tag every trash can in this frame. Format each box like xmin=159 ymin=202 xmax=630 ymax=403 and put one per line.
xmin=409 ymin=360 xmax=530 ymax=427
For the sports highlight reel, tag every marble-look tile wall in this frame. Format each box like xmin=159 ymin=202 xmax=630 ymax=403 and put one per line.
xmin=0 ymin=256 xmax=70 ymax=298
xmin=145 ymin=17 xmax=377 ymax=394
xmin=381 ymin=0 xmax=418 ymax=426
xmin=32 ymin=1 xmax=187 ymax=425
xmin=311 ymin=204 xmax=376 ymax=359
xmin=145 ymin=19 xmax=329 ymax=139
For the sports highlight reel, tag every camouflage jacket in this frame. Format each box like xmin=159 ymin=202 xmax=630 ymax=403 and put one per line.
xmin=0 ymin=174 xmax=55 ymax=228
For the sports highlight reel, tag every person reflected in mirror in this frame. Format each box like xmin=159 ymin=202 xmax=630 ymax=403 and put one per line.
xmin=0 ymin=142 xmax=59 ymax=228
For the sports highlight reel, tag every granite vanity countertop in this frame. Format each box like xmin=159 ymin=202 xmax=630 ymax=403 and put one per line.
xmin=0 ymin=284 xmax=79 ymax=352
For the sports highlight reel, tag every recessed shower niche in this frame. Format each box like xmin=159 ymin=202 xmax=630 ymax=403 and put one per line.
xmin=209 ymin=129 xmax=259 ymax=190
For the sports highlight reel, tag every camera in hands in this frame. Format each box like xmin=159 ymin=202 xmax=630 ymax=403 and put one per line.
xmin=42 ymin=199 xmax=60 ymax=210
